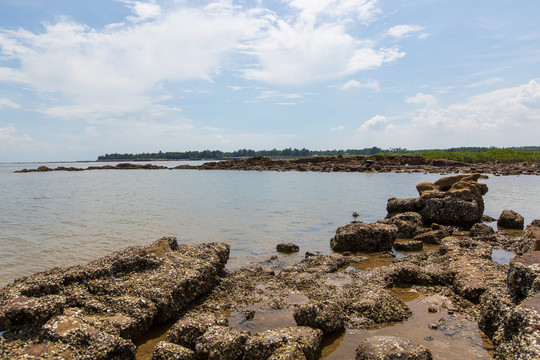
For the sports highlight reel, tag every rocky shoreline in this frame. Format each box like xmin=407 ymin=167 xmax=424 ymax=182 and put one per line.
xmin=15 ymin=155 xmax=540 ymax=175
xmin=1 ymin=173 xmax=539 ymax=359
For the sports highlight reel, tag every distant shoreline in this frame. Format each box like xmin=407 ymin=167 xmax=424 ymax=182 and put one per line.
xmin=14 ymin=155 xmax=540 ymax=176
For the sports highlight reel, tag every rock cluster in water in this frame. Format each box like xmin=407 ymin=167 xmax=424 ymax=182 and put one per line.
xmin=1 ymin=174 xmax=539 ymax=359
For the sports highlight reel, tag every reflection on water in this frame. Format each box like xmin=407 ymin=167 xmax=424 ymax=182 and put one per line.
xmin=321 ymin=292 xmax=493 ymax=360
xmin=0 ymin=162 xmax=539 ymax=287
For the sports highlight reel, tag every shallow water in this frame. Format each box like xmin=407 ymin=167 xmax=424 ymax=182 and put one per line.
xmin=321 ymin=289 xmax=493 ymax=360
xmin=1 ymin=162 xmax=539 ymax=287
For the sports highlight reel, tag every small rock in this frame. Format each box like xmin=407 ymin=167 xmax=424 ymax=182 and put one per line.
xmin=293 ymin=300 xmax=344 ymax=334
xmin=394 ymin=240 xmax=423 ymax=252
xmin=497 ymin=209 xmax=525 ymax=230
xmin=277 ymin=243 xmax=300 ymax=253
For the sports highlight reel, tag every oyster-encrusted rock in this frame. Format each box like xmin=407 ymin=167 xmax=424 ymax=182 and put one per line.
xmin=243 ymin=326 xmax=322 ymax=360
xmin=507 ymin=251 xmax=540 ymax=303
xmin=0 ymin=238 xmax=229 ymax=359
xmin=293 ymin=300 xmax=344 ymax=334
xmin=152 ymin=341 xmax=195 ymax=360
xmin=330 ymin=221 xmax=398 ymax=252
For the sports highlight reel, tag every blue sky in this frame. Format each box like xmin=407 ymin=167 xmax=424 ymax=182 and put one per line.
xmin=0 ymin=0 xmax=539 ymax=161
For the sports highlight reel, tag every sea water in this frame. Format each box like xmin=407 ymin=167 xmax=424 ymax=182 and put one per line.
xmin=1 ymin=161 xmax=539 ymax=287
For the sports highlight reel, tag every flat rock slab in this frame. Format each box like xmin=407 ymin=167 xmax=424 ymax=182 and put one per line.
xmin=394 ymin=240 xmax=423 ymax=252
xmin=0 ymin=238 xmax=229 ymax=360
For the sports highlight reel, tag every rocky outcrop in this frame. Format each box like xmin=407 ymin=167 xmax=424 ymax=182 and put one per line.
xmin=330 ymin=221 xmax=398 ymax=252
xmin=16 ymin=156 xmax=540 ymax=175
xmin=356 ymin=336 xmax=433 ymax=360
xmin=15 ymin=163 xmax=168 ymax=172
xmin=0 ymin=238 xmax=229 ymax=359
xmin=497 ymin=210 xmax=525 ymax=230
xmin=387 ymin=174 xmax=488 ymax=228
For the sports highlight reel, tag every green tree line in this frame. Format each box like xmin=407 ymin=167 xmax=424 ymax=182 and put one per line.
xmin=97 ymin=146 xmax=540 ymax=162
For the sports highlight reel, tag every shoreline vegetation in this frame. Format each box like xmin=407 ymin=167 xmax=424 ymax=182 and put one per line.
xmin=96 ymin=147 xmax=540 ymax=163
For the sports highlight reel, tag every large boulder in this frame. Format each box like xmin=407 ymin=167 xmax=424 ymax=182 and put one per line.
xmin=356 ymin=336 xmax=433 ymax=360
xmin=330 ymin=222 xmax=398 ymax=252
xmin=387 ymin=174 xmax=488 ymax=228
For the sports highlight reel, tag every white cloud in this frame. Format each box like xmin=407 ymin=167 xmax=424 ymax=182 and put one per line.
xmin=244 ymin=19 xmax=404 ymax=85
xmin=386 ymin=24 xmax=425 ymax=39
xmin=286 ymin=0 xmax=381 ymax=26
xmin=410 ymin=79 xmax=540 ymax=133
xmin=0 ymin=98 xmax=21 ymax=109
xmin=0 ymin=124 xmax=47 ymax=161
xmin=118 ymin=0 xmax=162 ymax=21
xmin=465 ymin=77 xmax=503 ymax=88
xmin=331 ymin=125 xmax=345 ymax=131
xmin=357 ymin=114 xmax=388 ymax=131
xmin=405 ymin=93 xmax=437 ymax=107
xmin=338 ymin=79 xmax=380 ymax=91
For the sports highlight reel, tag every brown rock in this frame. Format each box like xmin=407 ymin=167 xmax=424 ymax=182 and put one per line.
xmin=330 ymin=222 xmax=398 ymax=252
xmin=497 ymin=210 xmax=525 ymax=230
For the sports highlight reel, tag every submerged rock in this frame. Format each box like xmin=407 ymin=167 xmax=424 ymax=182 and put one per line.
xmin=356 ymin=335 xmax=433 ymax=360
xmin=276 ymin=243 xmax=300 ymax=254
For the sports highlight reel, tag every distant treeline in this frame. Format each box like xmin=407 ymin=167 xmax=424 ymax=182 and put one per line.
xmin=97 ymin=146 xmax=540 ymax=161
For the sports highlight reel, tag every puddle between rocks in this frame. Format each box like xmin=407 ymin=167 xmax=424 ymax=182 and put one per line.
xmin=134 ymin=320 xmax=174 ymax=360
xmin=321 ymin=288 xmax=493 ymax=360
xmin=228 ymin=292 xmax=310 ymax=334
xmin=491 ymin=248 xmax=515 ymax=265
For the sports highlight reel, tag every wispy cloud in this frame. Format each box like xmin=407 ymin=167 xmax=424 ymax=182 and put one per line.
xmin=0 ymin=98 xmax=21 ymax=109
xmin=338 ymin=79 xmax=380 ymax=91
xmin=386 ymin=24 xmax=426 ymax=39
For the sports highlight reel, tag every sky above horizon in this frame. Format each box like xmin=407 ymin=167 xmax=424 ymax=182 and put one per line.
xmin=0 ymin=0 xmax=539 ymax=162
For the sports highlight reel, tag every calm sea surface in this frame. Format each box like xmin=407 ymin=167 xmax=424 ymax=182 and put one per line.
xmin=1 ymin=161 xmax=539 ymax=287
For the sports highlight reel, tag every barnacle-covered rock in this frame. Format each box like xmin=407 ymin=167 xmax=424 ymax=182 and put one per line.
xmin=0 ymin=238 xmax=229 ymax=359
